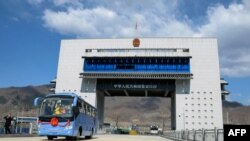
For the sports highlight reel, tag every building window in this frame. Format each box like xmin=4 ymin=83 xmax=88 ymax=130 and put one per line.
xmin=85 ymin=49 xmax=92 ymax=52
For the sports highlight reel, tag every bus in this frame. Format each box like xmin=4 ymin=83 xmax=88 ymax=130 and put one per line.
xmin=34 ymin=93 xmax=96 ymax=140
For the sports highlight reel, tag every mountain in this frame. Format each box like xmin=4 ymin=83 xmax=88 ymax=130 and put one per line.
xmin=104 ymin=97 xmax=171 ymax=128
xmin=222 ymin=100 xmax=243 ymax=108
xmin=222 ymin=101 xmax=250 ymax=125
xmin=0 ymin=85 xmax=50 ymax=119
xmin=0 ymin=84 xmax=250 ymax=128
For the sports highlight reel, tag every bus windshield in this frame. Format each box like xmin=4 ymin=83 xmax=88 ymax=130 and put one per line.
xmin=40 ymin=97 xmax=74 ymax=117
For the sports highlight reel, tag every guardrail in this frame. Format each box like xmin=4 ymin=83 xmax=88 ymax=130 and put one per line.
xmin=163 ymin=128 xmax=223 ymax=141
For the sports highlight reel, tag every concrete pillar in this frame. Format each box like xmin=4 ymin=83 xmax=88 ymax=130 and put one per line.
xmin=96 ymin=90 xmax=105 ymax=129
xmin=175 ymin=79 xmax=190 ymax=130
xmin=171 ymin=92 xmax=176 ymax=130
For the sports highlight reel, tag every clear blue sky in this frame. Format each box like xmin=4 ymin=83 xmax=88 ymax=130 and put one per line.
xmin=0 ymin=0 xmax=250 ymax=105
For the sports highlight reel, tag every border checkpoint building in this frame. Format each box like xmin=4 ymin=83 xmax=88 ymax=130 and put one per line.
xmin=53 ymin=37 xmax=224 ymax=130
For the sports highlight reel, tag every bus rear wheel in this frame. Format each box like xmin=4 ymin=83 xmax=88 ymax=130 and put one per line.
xmin=65 ymin=137 xmax=73 ymax=140
xmin=85 ymin=129 xmax=93 ymax=139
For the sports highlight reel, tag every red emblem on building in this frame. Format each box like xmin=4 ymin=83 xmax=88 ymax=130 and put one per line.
xmin=133 ymin=38 xmax=140 ymax=47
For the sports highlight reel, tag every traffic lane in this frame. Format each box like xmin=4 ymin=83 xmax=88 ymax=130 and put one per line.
xmin=0 ymin=135 xmax=173 ymax=141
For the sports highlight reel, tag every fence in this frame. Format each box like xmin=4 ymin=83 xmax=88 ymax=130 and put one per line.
xmin=163 ymin=129 xmax=224 ymax=141
xmin=0 ymin=122 xmax=38 ymax=134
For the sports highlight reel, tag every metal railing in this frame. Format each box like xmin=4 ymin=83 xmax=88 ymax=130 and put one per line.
xmin=0 ymin=122 xmax=38 ymax=134
xmin=163 ymin=129 xmax=223 ymax=141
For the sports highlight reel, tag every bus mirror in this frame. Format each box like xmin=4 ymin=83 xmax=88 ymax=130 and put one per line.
xmin=73 ymin=97 xmax=78 ymax=106
xmin=34 ymin=97 xmax=43 ymax=107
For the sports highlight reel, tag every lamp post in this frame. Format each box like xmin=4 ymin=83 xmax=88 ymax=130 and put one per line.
xmin=161 ymin=112 xmax=166 ymax=132
xmin=15 ymin=111 xmax=19 ymax=134
xmin=226 ymin=111 xmax=229 ymax=124
xmin=183 ymin=108 xmax=185 ymax=130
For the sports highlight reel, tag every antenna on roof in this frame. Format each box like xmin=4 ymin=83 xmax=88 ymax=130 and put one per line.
xmin=133 ymin=21 xmax=140 ymax=47
xmin=135 ymin=21 xmax=138 ymax=37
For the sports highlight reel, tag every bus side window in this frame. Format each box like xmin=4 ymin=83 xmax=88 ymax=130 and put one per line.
xmin=88 ymin=107 xmax=91 ymax=116
xmin=77 ymin=100 xmax=84 ymax=114
xmin=92 ymin=109 xmax=95 ymax=117
xmin=91 ymin=109 xmax=93 ymax=117
xmin=77 ymin=101 xmax=82 ymax=108
xmin=81 ymin=102 xmax=85 ymax=114
xmin=84 ymin=104 xmax=88 ymax=115
xmin=90 ymin=108 xmax=93 ymax=117
xmin=87 ymin=107 xmax=90 ymax=116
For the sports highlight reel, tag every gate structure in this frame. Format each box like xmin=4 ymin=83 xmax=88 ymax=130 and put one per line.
xmin=55 ymin=38 xmax=223 ymax=130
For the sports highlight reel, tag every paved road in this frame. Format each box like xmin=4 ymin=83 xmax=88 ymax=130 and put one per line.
xmin=0 ymin=134 xmax=172 ymax=141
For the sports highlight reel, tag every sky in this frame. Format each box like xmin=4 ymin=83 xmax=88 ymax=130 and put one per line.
xmin=0 ymin=0 xmax=250 ymax=105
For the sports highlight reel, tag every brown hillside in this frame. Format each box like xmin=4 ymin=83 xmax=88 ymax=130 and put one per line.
xmin=0 ymin=85 xmax=50 ymax=120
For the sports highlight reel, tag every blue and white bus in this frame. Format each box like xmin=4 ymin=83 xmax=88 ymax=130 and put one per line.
xmin=34 ymin=93 xmax=96 ymax=140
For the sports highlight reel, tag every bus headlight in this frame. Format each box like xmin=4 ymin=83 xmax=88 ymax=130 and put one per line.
xmin=65 ymin=125 xmax=73 ymax=130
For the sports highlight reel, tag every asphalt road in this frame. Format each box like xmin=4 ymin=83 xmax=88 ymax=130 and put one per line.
xmin=0 ymin=134 xmax=173 ymax=141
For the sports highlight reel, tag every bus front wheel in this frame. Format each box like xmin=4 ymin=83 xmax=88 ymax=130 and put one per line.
xmin=47 ymin=136 xmax=55 ymax=140
xmin=72 ymin=128 xmax=82 ymax=140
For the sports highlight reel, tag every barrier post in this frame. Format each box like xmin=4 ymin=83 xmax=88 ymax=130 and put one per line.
xmin=202 ymin=128 xmax=205 ymax=141
xmin=214 ymin=127 xmax=218 ymax=141
xmin=29 ymin=123 xmax=32 ymax=134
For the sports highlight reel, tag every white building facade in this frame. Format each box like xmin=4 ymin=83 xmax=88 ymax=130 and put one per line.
xmin=55 ymin=38 xmax=223 ymax=130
